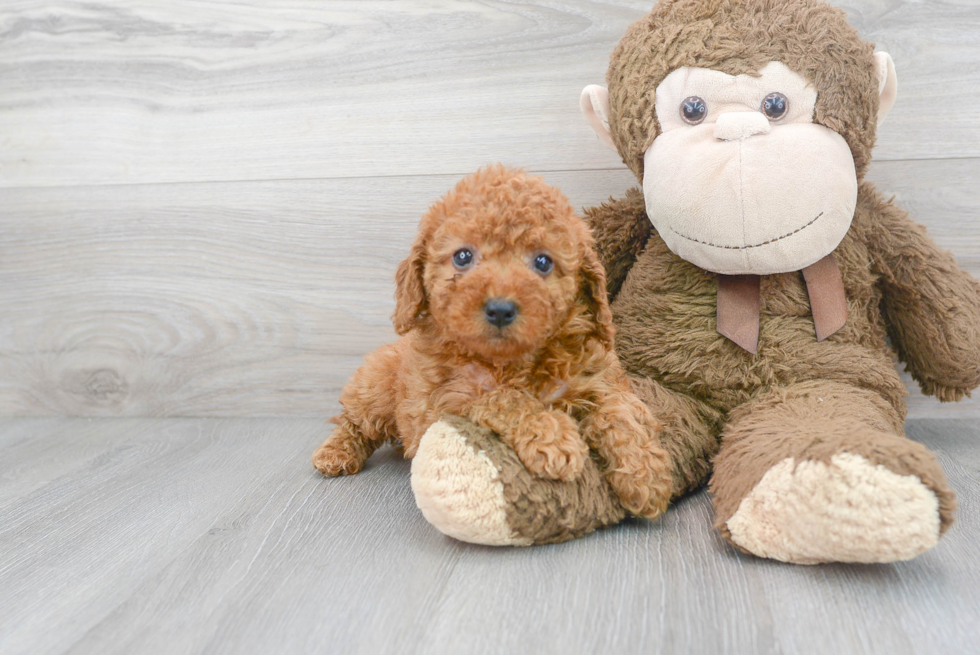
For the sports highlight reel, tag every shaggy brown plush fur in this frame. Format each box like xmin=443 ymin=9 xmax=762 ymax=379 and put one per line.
xmin=588 ymin=0 xmax=980 ymax=552
xmin=710 ymin=379 xmax=957 ymax=544
xmin=587 ymin=180 xmax=975 ymax=539
xmin=312 ymin=165 xmax=673 ymax=520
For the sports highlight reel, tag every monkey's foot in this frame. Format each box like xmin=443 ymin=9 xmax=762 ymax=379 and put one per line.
xmin=723 ymin=452 xmax=948 ymax=564
xmin=410 ymin=415 xmax=625 ymax=546
xmin=711 ymin=381 xmax=956 ymax=564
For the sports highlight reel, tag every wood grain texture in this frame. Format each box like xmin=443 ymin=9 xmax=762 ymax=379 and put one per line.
xmin=2 ymin=161 xmax=978 ymax=417
xmin=1 ymin=0 xmax=979 ymax=188
xmin=0 ymin=169 xmax=627 ymax=416
xmin=2 ymin=0 xmax=979 ymax=418
xmin=0 ymin=417 xmax=977 ymax=655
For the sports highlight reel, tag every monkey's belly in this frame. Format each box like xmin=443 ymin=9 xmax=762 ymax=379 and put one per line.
xmin=610 ymin=259 xmax=903 ymax=415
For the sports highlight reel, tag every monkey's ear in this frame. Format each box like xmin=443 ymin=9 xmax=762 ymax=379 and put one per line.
xmin=580 ymin=85 xmax=618 ymax=152
xmin=392 ymin=237 xmax=427 ymax=335
xmin=579 ymin=245 xmax=616 ymax=349
xmin=874 ymin=52 xmax=898 ymax=126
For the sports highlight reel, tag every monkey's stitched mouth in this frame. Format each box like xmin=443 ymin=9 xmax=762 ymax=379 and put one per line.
xmin=667 ymin=212 xmax=824 ymax=250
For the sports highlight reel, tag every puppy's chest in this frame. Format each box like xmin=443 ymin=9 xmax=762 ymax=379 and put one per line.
xmin=443 ymin=362 xmax=586 ymax=409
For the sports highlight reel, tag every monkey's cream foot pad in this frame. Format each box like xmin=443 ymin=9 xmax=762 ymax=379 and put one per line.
xmin=725 ymin=452 xmax=942 ymax=564
xmin=411 ymin=420 xmax=530 ymax=546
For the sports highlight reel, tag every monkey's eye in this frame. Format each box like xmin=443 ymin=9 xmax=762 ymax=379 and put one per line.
xmin=452 ymin=248 xmax=474 ymax=269
xmin=762 ymin=92 xmax=788 ymax=121
xmin=680 ymin=96 xmax=707 ymax=125
xmin=533 ymin=254 xmax=554 ymax=275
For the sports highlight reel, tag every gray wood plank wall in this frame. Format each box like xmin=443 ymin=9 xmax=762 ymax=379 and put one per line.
xmin=2 ymin=0 xmax=979 ymax=418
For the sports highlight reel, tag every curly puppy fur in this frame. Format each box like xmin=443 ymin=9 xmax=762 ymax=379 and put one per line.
xmin=312 ymin=165 xmax=672 ymax=519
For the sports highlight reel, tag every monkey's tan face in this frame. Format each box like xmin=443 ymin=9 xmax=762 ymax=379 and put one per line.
xmin=643 ymin=62 xmax=858 ymax=275
xmin=422 ymin=214 xmax=580 ymax=362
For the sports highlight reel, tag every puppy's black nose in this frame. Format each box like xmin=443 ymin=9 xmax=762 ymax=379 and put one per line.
xmin=484 ymin=298 xmax=518 ymax=328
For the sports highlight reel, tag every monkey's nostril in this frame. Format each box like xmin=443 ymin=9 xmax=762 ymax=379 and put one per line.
xmin=484 ymin=299 xmax=518 ymax=328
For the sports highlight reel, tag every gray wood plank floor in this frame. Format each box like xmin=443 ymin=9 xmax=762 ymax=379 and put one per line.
xmin=1 ymin=417 xmax=977 ymax=655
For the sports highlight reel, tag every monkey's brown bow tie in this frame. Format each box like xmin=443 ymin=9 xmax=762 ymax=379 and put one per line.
xmin=716 ymin=254 xmax=848 ymax=354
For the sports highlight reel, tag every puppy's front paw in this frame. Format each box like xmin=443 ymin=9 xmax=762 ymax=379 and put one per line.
xmin=605 ymin=447 xmax=672 ymax=521
xmin=312 ymin=439 xmax=364 ymax=477
xmin=513 ymin=411 xmax=588 ymax=481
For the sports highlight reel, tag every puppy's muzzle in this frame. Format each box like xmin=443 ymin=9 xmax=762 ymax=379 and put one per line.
xmin=484 ymin=298 xmax=518 ymax=328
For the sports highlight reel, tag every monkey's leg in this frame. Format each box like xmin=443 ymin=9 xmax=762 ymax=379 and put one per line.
xmin=409 ymin=415 xmax=626 ymax=546
xmin=409 ymin=378 xmax=718 ymax=546
xmin=711 ymin=380 xmax=955 ymax=564
xmin=312 ymin=343 xmax=401 ymax=476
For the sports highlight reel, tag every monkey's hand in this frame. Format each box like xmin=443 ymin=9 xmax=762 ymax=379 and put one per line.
xmin=583 ymin=188 xmax=653 ymax=301
xmin=863 ymin=184 xmax=980 ymax=401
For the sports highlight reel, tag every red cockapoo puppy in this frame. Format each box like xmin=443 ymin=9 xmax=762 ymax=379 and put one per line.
xmin=312 ymin=165 xmax=672 ymax=519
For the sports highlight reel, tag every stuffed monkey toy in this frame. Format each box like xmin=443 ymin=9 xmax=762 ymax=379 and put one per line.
xmin=409 ymin=0 xmax=980 ymax=563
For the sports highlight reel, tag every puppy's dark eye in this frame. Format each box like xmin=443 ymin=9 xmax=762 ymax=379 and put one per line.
xmin=533 ymin=254 xmax=554 ymax=275
xmin=452 ymin=248 xmax=474 ymax=269
xmin=680 ymin=96 xmax=707 ymax=125
xmin=762 ymin=92 xmax=788 ymax=120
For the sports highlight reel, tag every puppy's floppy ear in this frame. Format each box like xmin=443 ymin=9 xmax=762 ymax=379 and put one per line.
xmin=579 ymin=243 xmax=616 ymax=349
xmin=392 ymin=235 xmax=428 ymax=335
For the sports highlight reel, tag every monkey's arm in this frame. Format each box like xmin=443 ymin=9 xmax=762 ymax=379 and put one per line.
xmin=859 ymin=183 xmax=980 ymax=401
xmin=583 ymin=187 xmax=652 ymax=301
